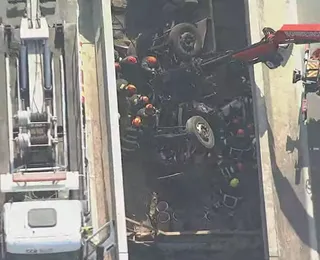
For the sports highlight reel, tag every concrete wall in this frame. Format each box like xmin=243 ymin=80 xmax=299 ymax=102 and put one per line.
xmin=91 ymin=0 xmax=129 ymax=259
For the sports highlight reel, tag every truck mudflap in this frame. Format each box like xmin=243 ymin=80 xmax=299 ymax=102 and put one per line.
xmin=0 ymin=171 xmax=79 ymax=192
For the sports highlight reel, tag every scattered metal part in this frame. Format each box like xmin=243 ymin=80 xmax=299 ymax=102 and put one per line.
xmin=203 ymin=206 xmax=211 ymax=221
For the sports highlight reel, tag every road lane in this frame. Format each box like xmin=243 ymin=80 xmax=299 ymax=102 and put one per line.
xmin=296 ymin=0 xmax=320 ymax=257
xmin=295 ymin=0 xmax=320 ymax=253
xmin=248 ymin=0 xmax=320 ymax=259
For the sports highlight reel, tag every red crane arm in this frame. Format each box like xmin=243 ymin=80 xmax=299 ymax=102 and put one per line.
xmin=230 ymin=24 xmax=320 ymax=63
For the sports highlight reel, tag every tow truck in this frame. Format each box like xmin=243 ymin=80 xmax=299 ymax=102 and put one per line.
xmin=0 ymin=0 xmax=95 ymax=259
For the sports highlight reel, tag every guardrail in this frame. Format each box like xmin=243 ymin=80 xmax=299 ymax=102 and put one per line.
xmin=83 ymin=221 xmax=115 ymax=260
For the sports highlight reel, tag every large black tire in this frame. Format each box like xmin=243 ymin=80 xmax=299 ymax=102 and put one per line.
xmin=168 ymin=23 xmax=203 ymax=60
xmin=185 ymin=116 xmax=215 ymax=149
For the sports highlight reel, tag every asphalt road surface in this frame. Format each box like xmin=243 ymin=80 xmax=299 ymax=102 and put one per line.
xmin=296 ymin=0 xmax=320 ymax=257
xmin=251 ymin=0 xmax=320 ymax=259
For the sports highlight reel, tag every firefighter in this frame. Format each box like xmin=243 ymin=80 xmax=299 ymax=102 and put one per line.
xmin=132 ymin=116 xmax=143 ymax=128
xmin=141 ymin=55 xmax=160 ymax=77
xmin=119 ymin=55 xmax=141 ymax=85
xmin=226 ymin=128 xmax=253 ymax=159
xmin=216 ymin=161 xmax=242 ymax=207
xmin=136 ymin=103 xmax=158 ymax=129
xmin=227 ymin=116 xmax=243 ymax=135
xmin=219 ymin=176 xmax=242 ymax=208
xmin=117 ymin=79 xmax=137 ymax=123
xmin=128 ymin=94 xmax=150 ymax=114
xmin=117 ymin=79 xmax=137 ymax=97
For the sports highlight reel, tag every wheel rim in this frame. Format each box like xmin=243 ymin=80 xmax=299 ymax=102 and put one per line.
xmin=180 ymin=32 xmax=196 ymax=53
xmin=196 ymin=122 xmax=210 ymax=142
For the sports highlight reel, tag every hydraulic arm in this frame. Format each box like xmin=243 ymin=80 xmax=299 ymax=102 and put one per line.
xmin=199 ymin=24 xmax=320 ymax=70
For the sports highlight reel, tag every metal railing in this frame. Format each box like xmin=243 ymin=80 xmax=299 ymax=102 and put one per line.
xmin=83 ymin=221 xmax=115 ymax=260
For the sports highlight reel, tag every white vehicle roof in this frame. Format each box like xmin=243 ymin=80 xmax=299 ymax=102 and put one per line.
xmin=4 ymin=200 xmax=83 ymax=254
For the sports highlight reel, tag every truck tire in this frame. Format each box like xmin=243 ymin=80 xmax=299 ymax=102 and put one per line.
xmin=185 ymin=116 xmax=215 ymax=149
xmin=168 ymin=23 xmax=202 ymax=60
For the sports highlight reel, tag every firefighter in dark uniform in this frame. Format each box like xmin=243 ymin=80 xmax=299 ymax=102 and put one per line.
xmin=136 ymin=103 xmax=158 ymax=129
xmin=117 ymin=79 xmax=137 ymax=128
xmin=128 ymin=94 xmax=150 ymax=115
xmin=141 ymin=56 xmax=161 ymax=77
xmin=226 ymin=128 xmax=253 ymax=159
xmin=119 ymin=55 xmax=142 ymax=86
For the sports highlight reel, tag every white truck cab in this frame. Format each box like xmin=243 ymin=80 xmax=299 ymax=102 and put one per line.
xmin=3 ymin=200 xmax=83 ymax=260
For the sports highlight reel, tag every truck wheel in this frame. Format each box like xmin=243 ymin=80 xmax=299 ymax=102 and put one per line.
xmin=168 ymin=23 xmax=202 ymax=60
xmin=185 ymin=116 xmax=215 ymax=149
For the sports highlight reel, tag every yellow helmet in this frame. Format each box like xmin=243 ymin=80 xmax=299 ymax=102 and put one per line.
xmin=229 ymin=178 xmax=240 ymax=188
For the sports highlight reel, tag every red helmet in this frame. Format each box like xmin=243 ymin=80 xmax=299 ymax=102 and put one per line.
xmin=236 ymin=128 xmax=245 ymax=136
xmin=139 ymin=96 xmax=149 ymax=104
xmin=126 ymin=84 xmax=137 ymax=95
xmin=145 ymin=104 xmax=155 ymax=115
xmin=146 ymin=56 xmax=157 ymax=64
xmin=124 ymin=56 xmax=138 ymax=64
xmin=132 ymin=116 xmax=142 ymax=127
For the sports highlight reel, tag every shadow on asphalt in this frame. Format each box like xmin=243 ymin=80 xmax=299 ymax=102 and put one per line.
xmin=268 ymin=122 xmax=315 ymax=252
xmin=306 ymin=118 xmax=320 ymax=246
xmin=255 ymin=84 xmax=318 ymax=254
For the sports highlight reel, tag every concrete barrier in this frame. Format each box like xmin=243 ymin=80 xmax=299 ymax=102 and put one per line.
xmin=244 ymin=0 xmax=279 ymax=259
xmin=91 ymin=0 xmax=129 ymax=259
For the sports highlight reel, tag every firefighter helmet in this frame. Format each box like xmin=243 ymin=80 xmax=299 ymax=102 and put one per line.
xmin=236 ymin=128 xmax=245 ymax=136
xmin=146 ymin=56 xmax=157 ymax=65
xmin=126 ymin=84 xmax=137 ymax=95
xmin=132 ymin=116 xmax=142 ymax=127
xmin=139 ymin=96 xmax=149 ymax=104
xmin=145 ymin=104 xmax=155 ymax=116
xmin=229 ymin=178 xmax=240 ymax=188
xmin=122 ymin=56 xmax=138 ymax=64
